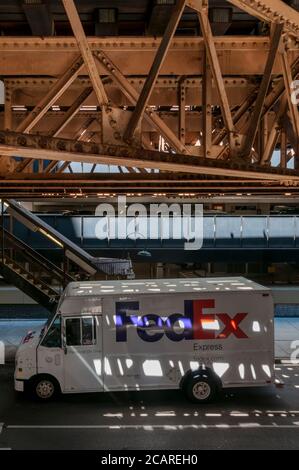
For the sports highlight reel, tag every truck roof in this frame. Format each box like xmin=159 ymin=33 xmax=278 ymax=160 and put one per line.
xmin=64 ymin=277 xmax=270 ymax=298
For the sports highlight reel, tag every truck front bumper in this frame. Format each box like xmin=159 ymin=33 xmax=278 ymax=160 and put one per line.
xmin=14 ymin=379 xmax=24 ymax=392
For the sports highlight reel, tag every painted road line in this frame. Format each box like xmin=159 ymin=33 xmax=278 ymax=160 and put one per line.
xmin=6 ymin=424 xmax=299 ymax=430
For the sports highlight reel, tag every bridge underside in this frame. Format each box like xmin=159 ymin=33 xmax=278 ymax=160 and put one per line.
xmin=0 ymin=0 xmax=298 ymax=197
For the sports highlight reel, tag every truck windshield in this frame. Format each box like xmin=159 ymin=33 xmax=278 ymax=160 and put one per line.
xmin=41 ymin=315 xmax=62 ymax=348
xmin=40 ymin=313 xmax=55 ymax=337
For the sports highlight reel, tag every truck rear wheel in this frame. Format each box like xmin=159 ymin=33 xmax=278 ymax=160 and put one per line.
xmin=185 ymin=374 xmax=218 ymax=403
xmin=31 ymin=375 xmax=59 ymax=401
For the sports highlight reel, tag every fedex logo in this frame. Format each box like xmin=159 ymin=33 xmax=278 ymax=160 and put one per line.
xmin=115 ymin=300 xmax=248 ymax=342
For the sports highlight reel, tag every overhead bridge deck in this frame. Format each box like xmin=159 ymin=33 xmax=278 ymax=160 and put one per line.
xmin=3 ymin=213 xmax=299 ymax=263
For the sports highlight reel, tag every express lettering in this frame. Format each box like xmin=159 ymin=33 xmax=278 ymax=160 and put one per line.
xmin=115 ymin=300 xmax=248 ymax=342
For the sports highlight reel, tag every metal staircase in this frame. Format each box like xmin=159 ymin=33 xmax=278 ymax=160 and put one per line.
xmin=0 ymin=228 xmax=75 ymax=312
xmin=0 ymin=199 xmax=134 ymax=313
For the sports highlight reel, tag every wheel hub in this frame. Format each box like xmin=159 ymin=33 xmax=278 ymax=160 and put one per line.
xmin=36 ymin=380 xmax=54 ymax=399
xmin=192 ymin=381 xmax=211 ymax=400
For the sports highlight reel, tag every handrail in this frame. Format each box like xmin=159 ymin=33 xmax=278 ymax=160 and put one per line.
xmin=0 ymin=227 xmax=75 ymax=284
xmin=4 ymin=199 xmax=134 ymax=278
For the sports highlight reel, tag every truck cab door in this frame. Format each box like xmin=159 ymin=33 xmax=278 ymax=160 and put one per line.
xmin=37 ymin=314 xmax=64 ymax=388
xmin=63 ymin=315 xmax=103 ymax=393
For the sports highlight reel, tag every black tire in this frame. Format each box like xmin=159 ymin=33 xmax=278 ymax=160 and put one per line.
xmin=185 ymin=373 xmax=218 ymax=403
xmin=30 ymin=375 xmax=59 ymax=402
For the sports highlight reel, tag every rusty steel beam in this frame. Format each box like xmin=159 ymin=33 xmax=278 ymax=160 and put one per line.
xmin=212 ymin=55 xmax=299 ymax=155
xmin=178 ymin=79 xmax=186 ymax=146
xmin=202 ymin=49 xmax=212 ymax=156
xmin=57 ymin=161 xmax=71 ymax=174
xmin=44 ymin=160 xmax=60 ymax=174
xmin=124 ymin=0 xmax=187 ymax=142
xmin=14 ymin=55 xmax=85 ymax=174
xmin=261 ymin=95 xmax=287 ymax=164
xmin=0 ymin=173 xmax=290 ymax=183
xmin=94 ymin=51 xmax=188 ymax=153
xmin=1 ymin=171 xmax=299 ymax=191
xmin=1 ymin=175 xmax=299 ymax=197
xmin=280 ymin=48 xmax=299 ymax=140
xmin=1 ymin=131 xmax=299 ymax=181
xmin=62 ymin=0 xmax=109 ymax=106
xmin=212 ymin=56 xmax=299 ymax=147
xmin=263 ymin=55 xmax=299 ymax=114
xmin=75 ymin=118 xmax=98 ymax=142
xmin=197 ymin=6 xmax=238 ymax=152
xmin=0 ymin=37 xmax=297 ymax=77
xmin=0 ymin=36 xmax=297 ymax=53
xmin=212 ymin=91 xmax=258 ymax=146
xmin=16 ymin=55 xmax=84 ymax=134
xmin=280 ymin=128 xmax=287 ymax=169
xmin=4 ymin=83 xmax=12 ymax=132
xmin=240 ymin=23 xmax=283 ymax=159
xmin=51 ymin=87 xmax=93 ymax=137
xmin=227 ymin=0 xmax=299 ymax=38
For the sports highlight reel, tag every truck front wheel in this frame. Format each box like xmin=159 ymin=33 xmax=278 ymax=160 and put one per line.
xmin=30 ymin=375 xmax=59 ymax=401
xmin=185 ymin=374 xmax=218 ymax=403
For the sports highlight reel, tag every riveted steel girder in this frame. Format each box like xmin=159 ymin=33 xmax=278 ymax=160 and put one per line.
xmin=228 ymin=0 xmax=299 ymax=38
xmin=0 ymin=131 xmax=299 ymax=181
xmin=0 ymin=37 xmax=297 ymax=76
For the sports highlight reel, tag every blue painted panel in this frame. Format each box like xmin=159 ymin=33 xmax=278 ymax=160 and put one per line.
xmin=268 ymin=217 xmax=295 ymax=248
xmin=215 ymin=217 xmax=241 ymax=247
xmin=242 ymin=216 xmax=268 ymax=248
xmin=203 ymin=217 xmax=214 ymax=248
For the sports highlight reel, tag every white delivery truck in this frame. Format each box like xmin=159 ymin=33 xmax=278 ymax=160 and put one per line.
xmin=14 ymin=277 xmax=275 ymax=403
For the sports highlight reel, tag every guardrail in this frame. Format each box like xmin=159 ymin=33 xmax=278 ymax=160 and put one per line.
xmin=3 ymin=214 xmax=299 ymax=250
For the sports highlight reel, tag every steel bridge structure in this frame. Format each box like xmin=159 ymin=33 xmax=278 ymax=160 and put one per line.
xmin=0 ymin=0 xmax=298 ymax=198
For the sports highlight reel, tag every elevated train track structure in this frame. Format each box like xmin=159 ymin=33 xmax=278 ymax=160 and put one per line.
xmin=0 ymin=0 xmax=298 ymax=197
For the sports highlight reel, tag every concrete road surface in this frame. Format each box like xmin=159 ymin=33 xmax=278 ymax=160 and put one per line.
xmin=0 ymin=364 xmax=299 ymax=450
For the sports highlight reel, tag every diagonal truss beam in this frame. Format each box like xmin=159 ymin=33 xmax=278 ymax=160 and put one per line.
xmin=202 ymin=49 xmax=212 ymax=155
xmin=51 ymin=87 xmax=93 ymax=137
xmin=123 ymin=0 xmax=187 ymax=142
xmin=196 ymin=5 xmax=236 ymax=151
xmin=47 ymin=91 xmax=93 ymax=174
xmin=227 ymin=0 xmax=299 ymax=38
xmin=212 ymin=92 xmax=258 ymax=146
xmin=16 ymin=55 xmax=84 ymax=134
xmin=212 ymin=56 xmax=299 ymax=147
xmin=62 ymin=0 xmax=108 ymax=106
xmin=280 ymin=48 xmax=299 ymax=139
xmin=1 ymin=131 xmax=299 ymax=181
xmin=260 ymin=95 xmax=288 ymax=165
xmin=211 ymin=54 xmax=299 ymax=163
xmin=14 ymin=55 xmax=85 ymax=172
xmin=240 ymin=23 xmax=283 ymax=159
xmin=44 ymin=160 xmax=59 ymax=173
xmin=94 ymin=51 xmax=188 ymax=154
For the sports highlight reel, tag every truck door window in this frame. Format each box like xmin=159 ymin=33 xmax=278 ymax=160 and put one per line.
xmin=41 ymin=315 xmax=61 ymax=348
xmin=65 ymin=317 xmax=96 ymax=346
xmin=66 ymin=318 xmax=81 ymax=346
xmin=82 ymin=317 xmax=94 ymax=345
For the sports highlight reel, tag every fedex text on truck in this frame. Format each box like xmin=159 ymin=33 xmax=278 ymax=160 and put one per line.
xmin=115 ymin=299 xmax=248 ymax=342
